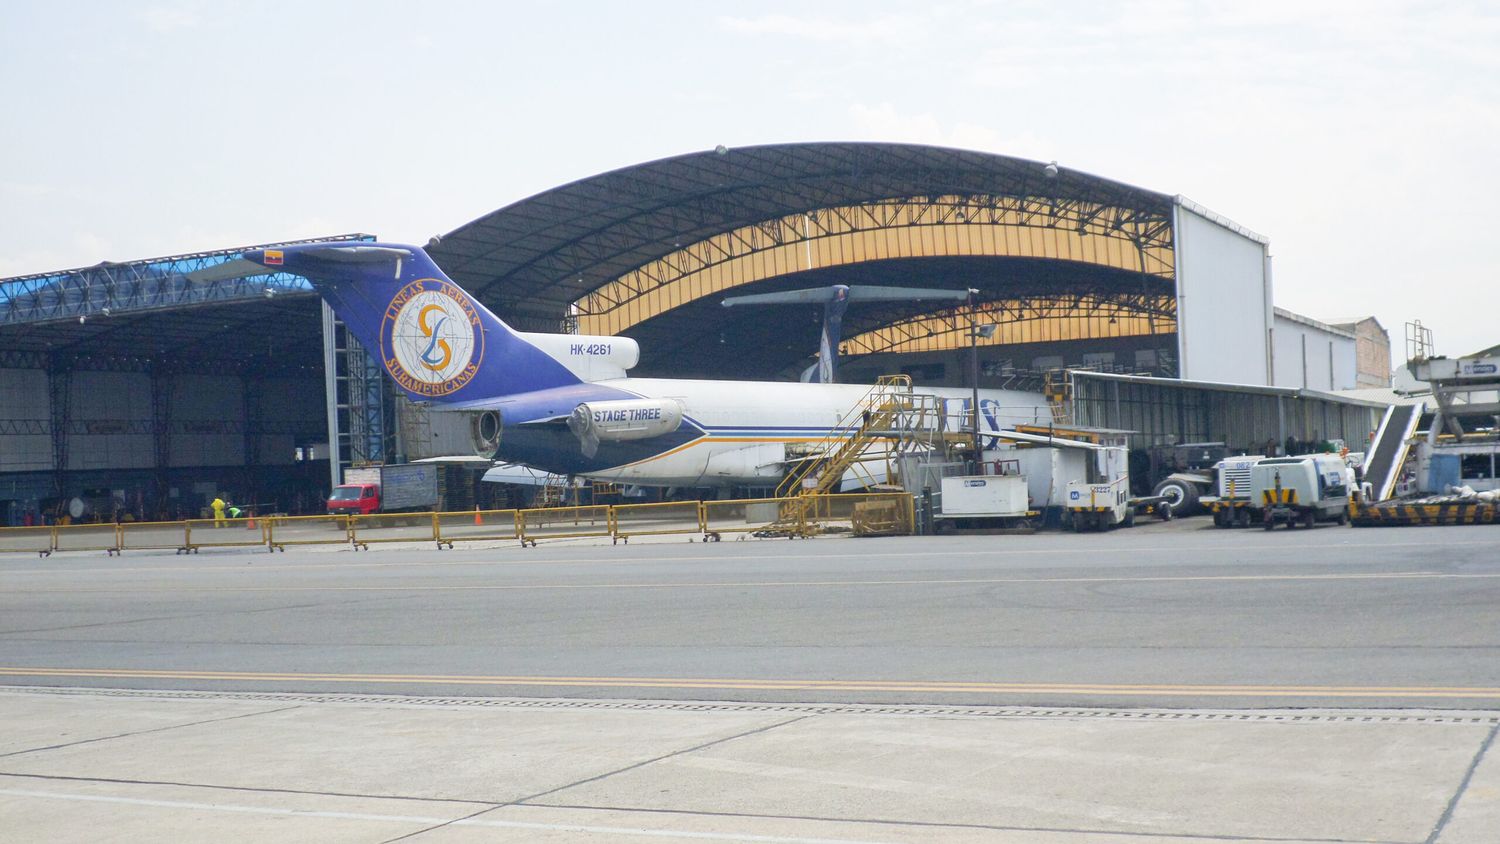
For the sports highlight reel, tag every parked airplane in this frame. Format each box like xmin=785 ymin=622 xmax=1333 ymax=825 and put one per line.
xmin=233 ymin=243 xmax=1050 ymax=487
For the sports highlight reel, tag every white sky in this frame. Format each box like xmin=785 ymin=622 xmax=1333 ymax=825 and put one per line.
xmin=3 ymin=1 xmax=1496 ymax=355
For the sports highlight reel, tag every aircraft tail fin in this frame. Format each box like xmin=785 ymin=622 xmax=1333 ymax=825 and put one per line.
xmin=240 ymin=242 xmax=581 ymax=403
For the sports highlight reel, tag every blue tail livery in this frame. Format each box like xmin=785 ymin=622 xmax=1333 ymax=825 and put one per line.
xmin=241 ymin=243 xmax=586 ymax=403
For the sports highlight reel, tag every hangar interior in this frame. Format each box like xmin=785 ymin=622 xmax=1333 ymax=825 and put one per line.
xmin=0 ymin=237 xmax=366 ymax=524
xmin=2 ymin=143 xmax=1358 ymax=523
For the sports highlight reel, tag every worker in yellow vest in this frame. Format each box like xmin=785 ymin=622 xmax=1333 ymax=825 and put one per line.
xmin=211 ymin=497 xmax=227 ymax=527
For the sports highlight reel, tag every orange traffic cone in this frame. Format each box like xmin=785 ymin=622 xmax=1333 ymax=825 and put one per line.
xmin=474 ymin=507 xmax=483 ymax=526
xmin=246 ymin=513 xmax=257 ymax=530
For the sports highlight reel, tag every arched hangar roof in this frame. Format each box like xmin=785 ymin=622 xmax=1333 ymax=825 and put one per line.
xmin=429 ymin=142 xmax=1177 ymax=332
xmin=430 ymin=144 xmax=1187 ymax=379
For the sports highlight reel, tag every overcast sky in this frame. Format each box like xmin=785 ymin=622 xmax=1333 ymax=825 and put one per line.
xmin=3 ymin=1 xmax=1496 ymax=355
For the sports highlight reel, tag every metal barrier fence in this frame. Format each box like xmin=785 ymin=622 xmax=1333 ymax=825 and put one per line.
xmin=0 ymin=526 xmax=56 ymax=556
xmin=802 ymin=493 xmax=916 ymax=537
xmin=186 ymin=518 xmax=267 ymax=551
xmin=119 ymin=520 xmax=190 ymax=554
xmin=517 ymin=505 xmax=612 ymax=546
xmin=349 ymin=513 xmax=438 ymax=550
xmin=701 ymin=497 xmax=800 ymax=541
xmin=265 ymin=515 xmax=350 ymax=551
xmin=53 ymin=523 xmax=122 ymax=555
xmin=609 ymin=501 xmax=704 ymax=543
xmin=0 ymin=493 xmax=917 ymax=555
xmin=435 ymin=509 xmax=521 ymax=548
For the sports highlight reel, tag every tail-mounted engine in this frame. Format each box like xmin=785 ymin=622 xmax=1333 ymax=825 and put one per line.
xmin=567 ymin=399 xmax=685 ymax=458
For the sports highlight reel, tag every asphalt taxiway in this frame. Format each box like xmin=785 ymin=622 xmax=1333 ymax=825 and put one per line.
xmin=2 ymin=521 xmax=1498 ymax=841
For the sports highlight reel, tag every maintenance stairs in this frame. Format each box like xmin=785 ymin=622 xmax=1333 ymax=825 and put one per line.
xmin=533 ymin=475 xmax=572 ymax=508
xmin=1042 ymin=369 xmax=1072 ymax=425
xmin=768 ymin=376 xmax=949 ymax=533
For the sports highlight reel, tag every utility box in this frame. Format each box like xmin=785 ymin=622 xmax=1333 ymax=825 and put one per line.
xmin=938 ymin=475 xmax=1029 ymax=518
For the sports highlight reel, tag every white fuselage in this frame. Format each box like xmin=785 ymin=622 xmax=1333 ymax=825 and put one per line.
xmin=565 ymin=377 xmax=1051 ymax=486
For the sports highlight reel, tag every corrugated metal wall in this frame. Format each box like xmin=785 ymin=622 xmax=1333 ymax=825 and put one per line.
xmin=170 ymin=374 xmax=244 ymax=468
xmin=0 ymin=368 xmax=50 ymax=472
xmin=258 ymin=377 xmax=324 ymax=466
xmin=0 ymin=367 xmax=325 ymax=474
xmin=69 ymin=372 xmax=153 ymax=470
xmin=1071 ymin=375 xmax=1381 ymax=453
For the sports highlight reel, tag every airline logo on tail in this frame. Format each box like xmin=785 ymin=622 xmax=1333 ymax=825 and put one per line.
xmin=381 ymin=279 xmax=486 ymax=397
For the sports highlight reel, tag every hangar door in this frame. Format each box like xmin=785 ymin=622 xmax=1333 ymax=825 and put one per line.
xmin=1173 ymin=201 xmax=1273 ymax=385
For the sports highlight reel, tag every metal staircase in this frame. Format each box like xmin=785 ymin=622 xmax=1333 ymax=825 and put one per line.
xmin=534 ymin=474 xmax=572 ymax=508
xmin=761 ymin=376 xmax=954 ymax=535
xmin=775 ymin=375 xmax=917 ymax=499
xmin=1042 ymin=369 xmax=1072 ymax=424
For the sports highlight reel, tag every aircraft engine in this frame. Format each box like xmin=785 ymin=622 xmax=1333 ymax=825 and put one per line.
xmin=469 ymin=410 xmax=503 ymax=457
xmin=567 ymin=399 xmax=684 ymax=458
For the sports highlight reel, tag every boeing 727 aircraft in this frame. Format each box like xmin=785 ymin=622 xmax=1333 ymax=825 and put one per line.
xmin=235 ymin=243 xmax=1049 ymax=487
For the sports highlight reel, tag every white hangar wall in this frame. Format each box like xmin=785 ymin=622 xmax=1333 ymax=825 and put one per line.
xmin=1271 ymin=309 xmax=1359 ymax=392
xmin=1173 ymin=200 xmax=1274 ymax=386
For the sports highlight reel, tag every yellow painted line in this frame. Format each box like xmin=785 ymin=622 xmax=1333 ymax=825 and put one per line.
xmin=8 ymin=570 xmax=1500 ymax=595
xmin=3 ymin=667 xmax=1500 ymax=699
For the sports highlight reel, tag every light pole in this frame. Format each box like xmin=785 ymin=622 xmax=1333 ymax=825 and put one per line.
xmin=966 ymin=289 xmax=996 ymax=468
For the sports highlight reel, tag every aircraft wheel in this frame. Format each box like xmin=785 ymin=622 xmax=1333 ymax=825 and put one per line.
xmin=1152 ymin=479 xmax=1200 ymax=517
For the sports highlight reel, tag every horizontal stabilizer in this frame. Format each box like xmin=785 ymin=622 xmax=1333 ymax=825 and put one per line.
xmin=845 ymin=286 xmax=969 ymax=303
xmin=722 ymin=285 xmax=968 ymax=307
xmin=298 ymin=245 xmax=413 ymax=262
xmin=723 ymin=288 xmax=844 ymax=306
xmin=185 ymin=258 xmax=275 ymax=284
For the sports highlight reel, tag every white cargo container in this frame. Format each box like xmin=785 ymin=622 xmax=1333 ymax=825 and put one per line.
xmin=938 ymin=475 xmax=1029 ymax=519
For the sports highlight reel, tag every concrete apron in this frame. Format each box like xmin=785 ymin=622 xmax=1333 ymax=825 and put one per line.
xmin=0 ymin=687 xmax=1496 ymax=843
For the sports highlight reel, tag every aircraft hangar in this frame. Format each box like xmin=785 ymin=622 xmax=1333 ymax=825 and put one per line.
xmin=1 ymin=143 xmax=1297 ymax=523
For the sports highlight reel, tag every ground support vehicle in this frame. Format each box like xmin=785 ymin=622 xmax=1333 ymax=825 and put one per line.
xmin=1062 ymin=446 xmax=1171 ymax=531
xmin=1064 ymin=476 xmax=1132 ymax=531
xmin=328 ymin=464 xmax=440 ymax=515
xmin=1207 ymin=455 xmax=1266 ymax=528
xmin=936 ymin=474 xmax=1037 ymax=529
xmin=1252 ymin=455 xmax=1351 ymax=530
xmin=1145 ymin=443 xmax=1229 ymax=515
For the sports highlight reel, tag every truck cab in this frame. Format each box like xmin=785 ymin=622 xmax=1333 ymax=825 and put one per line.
xmin=327 ymin=484 xmax=379 ymax=515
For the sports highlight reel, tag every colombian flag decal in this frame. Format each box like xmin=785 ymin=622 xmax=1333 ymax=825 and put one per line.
xmin=264 ymin=249 xmax=284 ymax=266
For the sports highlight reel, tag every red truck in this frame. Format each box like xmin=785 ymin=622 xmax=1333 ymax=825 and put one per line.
xmin=326 ymin=464 xmax=439 ymax=515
